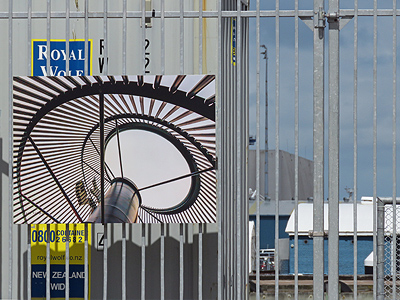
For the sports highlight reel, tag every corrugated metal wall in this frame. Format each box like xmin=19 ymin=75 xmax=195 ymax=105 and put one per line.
xmin=1 ymin=0 xmax=399 ymax=300
xmin=0 ymin=0 xmax=249 ymax=299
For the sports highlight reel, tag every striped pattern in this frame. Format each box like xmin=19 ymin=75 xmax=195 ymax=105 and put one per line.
xmin=13 ymin=75 xmax=216 ymax=224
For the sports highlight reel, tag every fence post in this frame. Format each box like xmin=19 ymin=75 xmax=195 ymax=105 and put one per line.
xmin=313 ymin=1 xmax=326 ymax=299
xmin=327 ymin=0 xmax=340 ymax=298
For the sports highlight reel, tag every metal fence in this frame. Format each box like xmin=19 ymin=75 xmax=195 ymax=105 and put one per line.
xmin=378 ymin=198 xmax=400 ymax=300
xmin=0 ymin=0 xmax=399 ymax=300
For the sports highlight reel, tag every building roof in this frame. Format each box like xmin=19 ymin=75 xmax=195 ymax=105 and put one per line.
xmin=285 ymin=202 xmax=374 ymax=236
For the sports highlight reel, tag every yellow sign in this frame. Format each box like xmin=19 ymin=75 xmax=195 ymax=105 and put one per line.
xmin=31 ymin=224 xmax=91 ymax=299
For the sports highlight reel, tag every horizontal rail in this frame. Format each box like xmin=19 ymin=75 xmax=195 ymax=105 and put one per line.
xmin=1 ymin=9 xmax=400 ymax=19
xmin=379 ymin=197 xmax=400 ymax=205
xmin=0 ymin=10 xmax=312 ymax=19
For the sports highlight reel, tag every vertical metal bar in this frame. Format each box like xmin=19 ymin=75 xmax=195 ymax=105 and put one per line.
xmin=84 ymin=223 xmax=88 ymax=300
xmin=46 ymin=224 xmax=50 ymax=300
xmin=262 ymin=45 xmax=268 ymax=214
xmin=28 ymin=225 xmax=31 ymax=300
xmin=179 ymin=224 xmax=184 ymax=300
xmin=28 ymin=0 xmax=32 ymax=75
xmin=161 ymin=0 xmax=165 ymax=75
xmin=160 ymin=223 xmax=165 ymax=300
xmin=243 ymin=0 xmax=250 ymax=296
xmin=84 ymin=0 xmax=89 ymax=76
xmin=7 ymin=18 xmax=13 ymax=284
xmin=242 ymin=13 xmax=248 ymax=299
xmin=84 ymin=2 xmax=89 ymax=298
xmin=236 ymin=0 xmax=243 ymax=298
xmin=180 ymin=0 xmax=184 ymax=73
xmin=233 ymin=2 xmax=237 ymax=298
xmin=141 ymin=0 xmax=146 ymax=75
xmin=122 ymin=0 xmax=127 ymax=75
xmin=100 ymin=88 xmax=107 ymax=299
xmin=264 ymin=42 xmax=269 ymax=218
xmin=199 ymin=0 xmax=203 ymax=74
xmin=160 ymin=1 xmax=165 ymax=299
xmin=262 ymin=45 xmax=268 ymax=296
xmin=198 ymin=224 xmax=203 ymax=300
xmin=198 ymin=1 xmax=203 ymax=299
xmin=224 ymin=2 xmax=233 ymax=297
xmin=392 ymin=0 xmax=397 ymax=298
xmin=66 ymin=0 xmax=70 ymax=74
xmin=100 ymin=91 xmax=105 ymax=224
xmin=122 ymin=224 xmax=126 ymax=300
xmin=103 ymin=0 xmax=108 ymax=75
xmin=377 ymin=199 xmax=384 ymax=300
xmin=103 ymin=225 xmax=108 ymax=300
xmin=121 ymin=1 xmax=127 ymax=300
xmin=65 ymin=2 xmax=70 ymax=298
xmin=27 ymin=1 xmax=32 ymax=299
xmin=313 ymin=0 xmax=325 ymax=299
xmin=373 ymin=0 xmax=378 ymax=298
xmin=45 ymin=1 xmax=51 ymax=299
xmin=294 ymin=0 xmax=299 ymax=299
xmin=141 ymin=224 xmax=145 ymax=300
xmin=328 ymin=0 xmax=340 ymax=299
xmin=274 ymin=0 xmax=280 ymax=298
xmin=217 ymin=0 xmax=222 ymax=298
xmin=140 ymin=3 xmax=146 ymax=298
xmin=353 ymin=1 xmax=359 ymax=299
xmin=255 ymin=0 xmax=260 ymax=299
xmin=46 ymin=0 xmax=50 ymax=74
xmin=227 ymin=2 xmax=233 ymax=298
xmin=65 ymin=224 xmax=70 ymax=300
xmin=179 ymin=1 xmax=185 ymax=299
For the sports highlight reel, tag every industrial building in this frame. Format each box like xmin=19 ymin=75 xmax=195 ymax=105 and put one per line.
xmin=285 ymin=199 xmax=374 ymax=275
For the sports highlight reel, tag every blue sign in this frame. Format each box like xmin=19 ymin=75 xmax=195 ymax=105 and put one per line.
xmin=31 ymin=264 xmax=85 ymax=298
xmin=32 ymin=40 xmax=92 ymax=76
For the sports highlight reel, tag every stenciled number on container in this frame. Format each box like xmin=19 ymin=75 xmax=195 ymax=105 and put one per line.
xmin=145 ymin=39 xmax=150 ymax=73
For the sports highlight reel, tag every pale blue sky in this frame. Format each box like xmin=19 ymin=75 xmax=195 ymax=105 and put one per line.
xmin=247 ymin=1 xmax=400 ymax=201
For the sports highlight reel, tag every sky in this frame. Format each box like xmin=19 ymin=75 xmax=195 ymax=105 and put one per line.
xmin=105 ymin=129 xmax=191 ymax=209
xmin=247 ymin=0 xmax=400 ymax=201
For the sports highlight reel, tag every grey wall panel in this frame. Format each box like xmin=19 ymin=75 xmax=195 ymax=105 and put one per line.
xmin=0 ymin=1 xmax=222 ymax=299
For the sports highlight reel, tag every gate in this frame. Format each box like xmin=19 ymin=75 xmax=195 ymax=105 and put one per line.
xmin=0 ymin=0 xmax=398 ymax=300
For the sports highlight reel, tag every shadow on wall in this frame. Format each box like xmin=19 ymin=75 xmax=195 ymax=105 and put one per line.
xmin=24 ymin=229 xmax=218 ymax=300
xmin=23 ymin=227 xmax=218 ymax=300
xmin=90 ymin=225 xmax=218 ymax=300
xmin=0 ymin=138 xmax=10 ymax=298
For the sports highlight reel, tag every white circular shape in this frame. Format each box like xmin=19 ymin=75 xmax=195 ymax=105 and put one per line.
xmin=105 ymin=129 xmax=192 ymax=209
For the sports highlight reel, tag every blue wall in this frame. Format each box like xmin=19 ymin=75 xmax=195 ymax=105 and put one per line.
xmin=288 ymin=236 xmax=373 ymax=275
xmin=249 ymin=215 xmax=290 ymax=249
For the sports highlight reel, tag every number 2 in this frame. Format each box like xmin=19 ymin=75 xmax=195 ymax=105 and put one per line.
xmin=145 ymin=39 xmax=150 ymax=73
